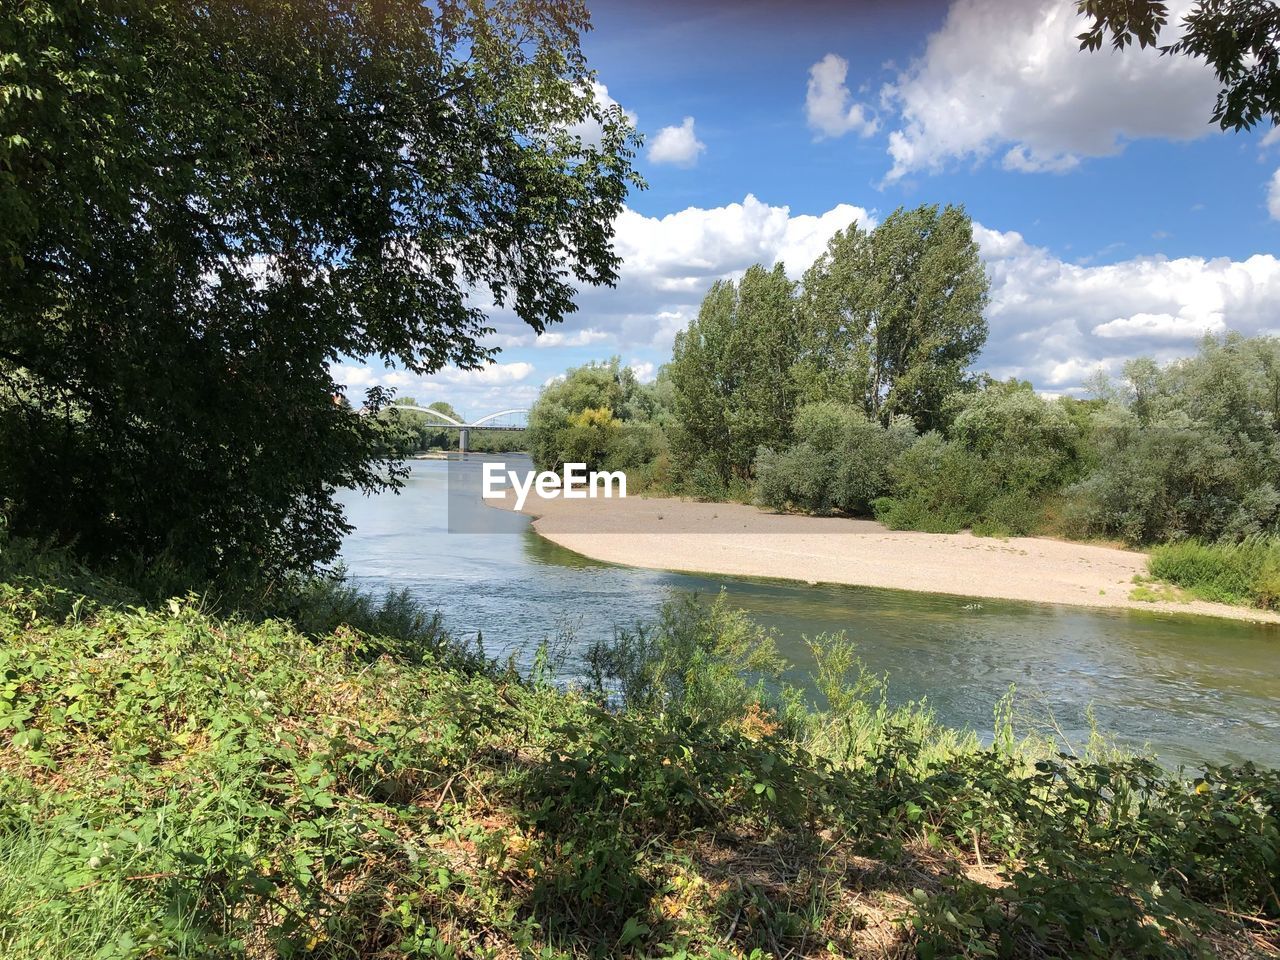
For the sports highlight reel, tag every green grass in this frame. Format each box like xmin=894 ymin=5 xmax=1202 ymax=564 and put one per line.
xmin=0 ymin=818 xmax=207 ymax=959
xmin=0 ymin=545 xmax=1277 ymax=958
xmin=1148 ymin=536 xmax=1280 ymax=608
xmin=1128 ymin=574 xmax=1188 ymax=604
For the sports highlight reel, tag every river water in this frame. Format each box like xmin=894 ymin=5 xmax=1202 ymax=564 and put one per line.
xmin=337 ymin=458 xmax=1280 ymax=770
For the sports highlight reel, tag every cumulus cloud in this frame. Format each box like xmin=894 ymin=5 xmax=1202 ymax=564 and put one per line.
xmin=434 ymin=362 xmax=534 ymax=386
xmin=806 ymin=53 xmax=878 ymax=139
xmin=881 ymin=0 xmax=1219 ymax=180
xmin=330 ymin=360 xmax=538 ymax=417
xmin=428 ymin=195 xmax=874 ymax=403
xmin=342 ymin=194 xmax=1280 ymax=410
xmin=567 ymin=81 xmax=637 ymax=148
xmin=566 ymin=195 xmax=874 ymax=350
xmin=534 ymin=328 xmax=610 ymax=348
xmin=975 ymin=224 xmax=1280 ymax=388
xmin=1092 ymin=312 xmax=1224 ymax=341
xmin=1269 ymin=168 xmax=1280 ymax=220
xmin=628 ymin=360 xmax=657 ymax=383
xmin=648 ymin=117 xmax=706 ymax=167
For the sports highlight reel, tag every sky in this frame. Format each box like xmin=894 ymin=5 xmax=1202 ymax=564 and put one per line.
xmin=334 ymin=0 xmax=1280 ymax=421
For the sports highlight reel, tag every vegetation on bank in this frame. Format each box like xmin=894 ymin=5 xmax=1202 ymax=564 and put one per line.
xmin=528 ymin=280 xmax=1280 ymax=606
xmin=1149 ymin=539 xmax=1280 ymax=610
xmin=1 ymin=542 xmax=1278 ymax=960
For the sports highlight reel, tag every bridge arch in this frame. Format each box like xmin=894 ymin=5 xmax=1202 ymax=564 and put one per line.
xmin=378 ymin=404 xmax=528 ymax=452
xmin=384 ymin=405 xmax=464 ymax=427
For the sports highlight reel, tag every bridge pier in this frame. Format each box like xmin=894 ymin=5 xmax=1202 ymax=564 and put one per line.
xmin=459 ymin=427 xmax=469 ymax=454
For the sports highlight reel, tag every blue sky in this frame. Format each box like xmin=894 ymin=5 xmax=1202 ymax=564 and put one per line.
xmin=335 ymin=0 xmax=1280 ymax=419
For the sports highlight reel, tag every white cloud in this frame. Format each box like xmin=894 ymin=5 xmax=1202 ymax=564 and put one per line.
xmin=975 ymin=224 xmax=1280 ymax=388
xmin=1092 ymin=312 xmax=1224 ymax=341
xmin=388 ymin=196 xmax=1280 ymax=406
xmin=484 ymin=332 xmax=533 ymax=350
xmin=806 ymin=53 xmax=878 ymax=139
xmin=1261 ymin=126 xmax=1280 ymax=148
xmin=434 ymin=362 xmax=534 ymax=386
xmin=1269 ymin=168 xmax=1280 ymax=220
xmin=471 ymin=195 xmax=875 ymax=361
xmin=331 ymin=363 xmax=379 ymax=391
xmin=628 ymin=360 xmax=656 ymax=383
xmin=567 ymin=81 xmax=637 ymax=148
xmin=881 ymin=0 xmax=1219 ymax=181
xmin=534 ymin=328 xmax=610 ymax=348
xmin=330 ymin=360 xmax=537 ymax=418
xmin=648 ymin=117 xmax=706 ymax=167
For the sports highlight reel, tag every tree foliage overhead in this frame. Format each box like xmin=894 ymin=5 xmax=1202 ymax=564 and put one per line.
xmin=1077 ymin=0 xmax=1280 ymax=131
xmin=0 ymin=0 xmax=639 ymax=584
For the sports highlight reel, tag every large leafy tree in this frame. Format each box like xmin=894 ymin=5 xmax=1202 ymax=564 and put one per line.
xmin=668 ymin=264 xmax=800 ymax=482
xmin=0 ymin=0 xmax=638 ymax=584
xmin=797 ymin=205 xmax=989 ymax=431
xmin=1077 ymin=0 xmax=1280 ymax=131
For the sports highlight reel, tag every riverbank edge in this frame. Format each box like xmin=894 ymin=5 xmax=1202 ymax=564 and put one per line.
xmin=496 ymin=493 xmax=1280 ymax=627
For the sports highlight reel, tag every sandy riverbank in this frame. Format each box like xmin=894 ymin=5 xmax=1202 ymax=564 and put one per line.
xmin=497 ymin=492 xmax=1280 ymax=624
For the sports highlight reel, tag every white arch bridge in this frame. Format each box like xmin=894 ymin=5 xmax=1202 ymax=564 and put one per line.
xmin=382 ymin=405 xmax=528 ymax=453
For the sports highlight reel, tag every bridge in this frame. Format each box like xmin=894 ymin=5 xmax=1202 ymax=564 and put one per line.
xmin=383 ymin=404 xmax=529 ymax=453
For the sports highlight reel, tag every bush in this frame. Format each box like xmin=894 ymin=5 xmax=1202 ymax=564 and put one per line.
xmin=870 ymin=384 xmax=1083 ymax=537
xmin=526 ymin=359 xmax=667 ymax=472
xmin=684 ymin=456 xmax=730 ymax=501
xmin=583 ymin=591 xmax=785 ymax=728
xmin=754 ymin=443 xmax=838 ymax=513
xmin=753 ymin=403 xmax=915 ymax=515
xmin=873 ymin=432 xmax=989 ymax=533
xmin=1066 ymin=340 xmax=1280 ymax=545
xmin=1148 ymin=536 xmax=1280 ymax=608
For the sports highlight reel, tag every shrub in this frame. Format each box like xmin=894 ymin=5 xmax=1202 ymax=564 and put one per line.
xmin=684 ymin=456 xmax=730 ymax=501
xmin=1 ymin=566 xmax=1277 ymax=958
xmin=873 ymin=432 xmax=987 ymax=533
xmin=583 ymin=591 xmax=785 ymax=728
xmin=1149 ymin=536 xmax=1280 ymax=608
xmin=754 ymin=443 xmax=838 ymax=513
xmin=753 ymin=403 xmax=915 ymax=515
xmin=526 ymin=359 xmax=666 ymax=472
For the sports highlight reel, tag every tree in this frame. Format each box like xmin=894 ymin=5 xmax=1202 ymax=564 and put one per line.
xmin=0 ymin=0 xmax=639 ymax=586
xmin=526 ymin=358 xmax=663 ymax=471
xmin=1077 ymin=0 xmax=1280 ymax=131
xmin=423 ymin=401 xmax=464 ymax=451
xmin=1065 ymin=334 xmax=1280 ymax=543
xmin=797 ymin=205 xmax=990 ymax=432
xmin=668 ymin=264 xmax=800 ymax=482
xmin=947 ymin=380 xmax=1081 ymax=493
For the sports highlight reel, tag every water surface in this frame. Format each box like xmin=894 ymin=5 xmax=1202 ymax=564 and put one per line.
xmin=338 ymin=458 xmax=1280 ymax=769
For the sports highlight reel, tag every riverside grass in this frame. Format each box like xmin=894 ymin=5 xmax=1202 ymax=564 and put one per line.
xmin=1149 ymin=536 xmax=1280 ymax=609
xmin=0 ymin=554 xmax=1277 ymax=958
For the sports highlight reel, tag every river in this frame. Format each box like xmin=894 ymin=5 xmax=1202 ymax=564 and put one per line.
xmin=337 ymin=457 xmax=1280 ymax=770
